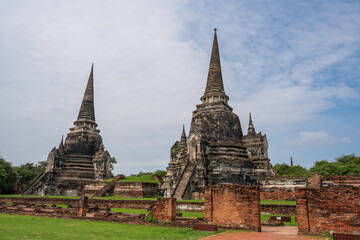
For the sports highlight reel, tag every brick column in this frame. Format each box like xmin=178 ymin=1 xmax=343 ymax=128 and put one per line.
xmin=204 ymin=186 xmax=213 ymax=221
xmin=151 ymin=198 xmax=176 ymax=222
xmin=204 ymin=184 xmax=261 ymax=231
xmin=295 ymin=188 xmax=309 ymax=234
xmin=78 ymin=196 xmax=88 ymax=217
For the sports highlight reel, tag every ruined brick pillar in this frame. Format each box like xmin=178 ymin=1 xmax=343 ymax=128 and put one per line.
xmin=295 ymin=188 xmax=310 ymax=234
xmin=204 ymin=184 xmax=261 ymax=231
xmin=150 ymin=198 xmax=176 ymax=222
xmin=307 ymin=173 xmax=322 ymax=189
xmin=78 ymin=196 xmax=88 ymax=217
xmin=296 ymin=186 xmax=360 ymax=235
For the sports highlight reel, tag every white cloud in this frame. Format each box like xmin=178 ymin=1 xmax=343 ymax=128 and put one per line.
xmin=287 ymin=132 xmax=352 ymax=146
xmin=298 ymin=132 xmax=336 ymax=145
xmin=0 ymin=1 xmax=359 ymax=173
xmin=341 ymin=137 xmax=352 ymax=143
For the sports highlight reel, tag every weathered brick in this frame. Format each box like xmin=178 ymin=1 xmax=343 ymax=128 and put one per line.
xmin=296 ymin=186 xmax=360 ymax=235
xmin=204 ymin=184 xmax=261 ymax=231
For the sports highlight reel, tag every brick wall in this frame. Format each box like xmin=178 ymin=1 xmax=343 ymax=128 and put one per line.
xmin=260 ymin=187 xmax=296 ymax=201
xmin=261 ymin=204 xmax=296 ymax=215
xmin=150 ymin=198 xmax=176 ymax=222
xmin=204 ymin=184 xmax=261 ymax=231
xmin=296 ymin=186 xmax=360 ymax=235
xmin=322 ymin=175 xmax=360 ymax=187
xmin=113 ymin=182 xmax=159 ymax=198
xmin=307 ymin=173 xmax=322 ymax=188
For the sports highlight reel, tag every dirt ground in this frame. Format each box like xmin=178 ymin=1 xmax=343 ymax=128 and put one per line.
xmin=199 ymin=226 xmax=330 ymax=240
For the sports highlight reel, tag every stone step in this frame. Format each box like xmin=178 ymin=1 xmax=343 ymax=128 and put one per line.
xmin=60 ymin=171 xmax=95 ymax=178
xmin=64 ymin=166 xmax=94 ymax=171
xmin=65 ymin=164 xmax=94 ymax=169
xmin=63 ymin=167 xmax=94 ymax=172
xmin=209 ymin=151 xmax=248 ymax=156
xmin=66 ymin=159 xmax=93 ymax=165
xmin=57 ymin=177 xmax=97 ymax=182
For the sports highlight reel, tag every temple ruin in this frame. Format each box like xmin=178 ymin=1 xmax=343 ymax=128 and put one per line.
xmin=23 ymin=64 xmax=111 ymax=196
xmin=161 ymin=29 xmax=276 ymax=199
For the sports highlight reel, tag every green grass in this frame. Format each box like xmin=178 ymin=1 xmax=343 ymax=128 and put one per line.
xmin=178 ymin=199 xmax=204 ymax=202
xmin=0 ymin=213 xmax=219 ymax=240
xmin=260 ymin=200 xmax=296 ymax=205
xmin=104 ymin=175 xmax=159 ymax=183
xmin=111 ymin=208 xmax=148 ymax=214
xmin=110 ymin=208 xmax=205 ymax=218
xmin=180 ymin=212 xmax=204 ymax=218
xmin=91 ymin=195 xmax=158 ymax=200
xmin=261 ymin=215 xmax=298 ymax=226
xmin=1 ymin=195 xmax=297 ymax=207
xmin=118 ymin=175 xmax=159 ymax=183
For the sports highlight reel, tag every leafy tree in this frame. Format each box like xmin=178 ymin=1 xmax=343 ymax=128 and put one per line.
xmin=273 ymin=163 xmax=290 ymax=176
xmin=284 ymin=165 xmax=308 ymax=177
xmin=14 ymin=161 xmax=47 ymax=189
xmin=309 ymin=154 xmax=360 ymax=176
xmin=336 ymin=154 xmax=360 ymax=165
xmin=153 ymin=170 xmax=167 ymax=180
xmin=110 ymin=157 xmax=117 ymax=171
xmin=309 ymin=160 xmax=339 ymax=176
xmin=273 ymin=163 xmax=308 ymax=177
xmin=0 ymin=158 xmax=18 ymax=194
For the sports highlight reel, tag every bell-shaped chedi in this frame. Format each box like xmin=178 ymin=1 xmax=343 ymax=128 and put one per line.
xmin=162 ymin=29 xmax=257 ymax=200
xmin=23 ymin=64 xmax=112 ymax=196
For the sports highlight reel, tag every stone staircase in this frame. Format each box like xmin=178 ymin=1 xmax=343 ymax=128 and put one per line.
xmin=22 ymin=172 xmax=50 ymax=196
xmin=92 ymin=174 xmax=124 ymax=197
xmin=57 ymin=155 xmax=96 ymax=183
xmin=208 ymin=145 xmax=249 ymax=162
xmin=172 ymin=162 xmax=195 ymax=200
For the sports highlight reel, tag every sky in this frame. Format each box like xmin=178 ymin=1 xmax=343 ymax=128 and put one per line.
xmin=0 ymin=0 xmax=359 ymax=175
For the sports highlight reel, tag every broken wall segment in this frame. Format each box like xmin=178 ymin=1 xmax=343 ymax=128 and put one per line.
xmin=78 ymin=196 xmax=88 ymax=216
xmin=296 ymin=186 xmax=360 ymax=235
xmin=204 ymin=184 xmax=261 ymax=231
xmin=150 ymin=198 xmax=176 ymax=222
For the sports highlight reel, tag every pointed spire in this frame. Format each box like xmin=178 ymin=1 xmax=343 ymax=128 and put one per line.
xmin=204 ymin=28 xmax=225 ymax=94
xmin=99 ymin=142 xmax=104 ymax=151
xmin=58 ymin=135 xmax=64 ymax=152
xmin=181 ymin=124 xmax=187 ymax=142
xmin=77 ymin=63 xmax=95 ymax=121
xmin=200 ymin=29 xmax=229 ymax=105
xmin=290 ymin=156 xmax=293 ymax=167
xmin=247 ymin=113 xmax=256 ymax=136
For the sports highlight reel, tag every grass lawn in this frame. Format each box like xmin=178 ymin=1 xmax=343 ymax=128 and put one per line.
xmin=178 ymin=199 xmax=204 ymax=203
xmin=0 ymin=214 xmax=219 ymax=240
xmin=0 ymin=195 xmax=298 ymax=207
xmin=92 ymin=196 xmax=158 ymax=200
xmin=260 ymin=200 xmax=296 ymax=205
xmin=110 ymin=208 xmax=205 ymax=218
xmin=104 ymin=175 xmax=159 ymax=184
xmin=180 ymin=212 xmax=204 ymax=218
xmin=261 ymin=215 xmax=298 ymax=226
xmin=111 ymin=208 xmax=148 ymax=214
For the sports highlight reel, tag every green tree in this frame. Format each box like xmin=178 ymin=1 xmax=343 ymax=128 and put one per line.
xmin=309 ymin=154 xmax=360 ymax=176
xmin=14 ymin=161 xmax=47 ymax=189
xmin=273 ymin=163 xmax=308 ymax=177
xmin=0 ymin=158 xmax=18 ymax=194
xmin=273 ymin=163 xmax=290 ymax=176
xmin=309 ymin=160 xmax=339 ymax=176
xmin=284 ymin=165 xmax=308 ymax=177
xmin=110 ymin=157 xmax=117 ymax=171
xmin=153 ymin=170 xmax=167 ymax=180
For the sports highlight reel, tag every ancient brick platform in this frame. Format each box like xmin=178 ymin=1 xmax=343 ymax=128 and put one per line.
xmin=296 ymin=185 xmax=360 ymax=235
xmin=204 ymin=184 xmax=261 ymax=231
